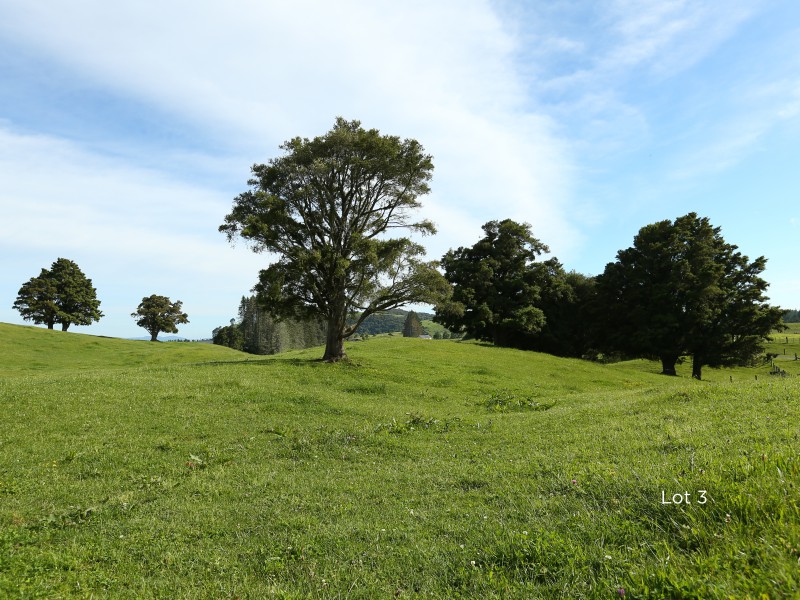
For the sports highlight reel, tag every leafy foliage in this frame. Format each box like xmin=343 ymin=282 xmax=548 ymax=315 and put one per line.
xmin=435 ymin=219 xmax=572 ymax=350
xmin=131 ymin=295 xmax=189 ymax=341
xmin=12 ymin=258 xmax=103 ymax=331
xmin=220 ymin=117 xmax=449 ymax=361
xmin=594 ymin=213 xmax=784 ymax=379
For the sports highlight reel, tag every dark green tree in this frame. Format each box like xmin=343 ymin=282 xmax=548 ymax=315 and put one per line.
xmin=212 ymin=319 xmax=244 ymax=351
xmin=220 ymin=118 xmax=449 ymax=361
xmin=13 ymin=269 xmax=59 ymax=329
xmin=402 ymin=311 xmax=424 ymax=337
xmin=132 ymin=295 xmax=189 ymax=341
xmin=594 ymin=213 xmax=784 ymax=379
xmin=434 ymin=219 xmax=567 ymax=348
xmin=12 ymin=258 xmax=103 ymax=331
xmin=533 ymin=271 xmax=597 ymax=358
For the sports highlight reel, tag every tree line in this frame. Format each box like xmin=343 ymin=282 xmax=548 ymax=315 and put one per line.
xmin=218 ymin=118 xmax=789 ymax=376
xmin=212 ymin=296 xmax=327 ymax=354
xmin=783 ymin=309 xmax=800 ymax=323
xmin=434 ymin=215 xmax=785 ymax=380
xmin=12 ymin=119 xmax=795 ymax=375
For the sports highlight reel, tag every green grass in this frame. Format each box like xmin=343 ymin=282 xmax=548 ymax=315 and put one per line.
xmin=1 ymin=325 xmax=799 ymax=598
xmin=0 ymin=323 xmax=249 ymax=376
xmin=764 ymin=323 xmax=800 ymax=377
xmin=420 ymin=319 xmax=450 ymax=337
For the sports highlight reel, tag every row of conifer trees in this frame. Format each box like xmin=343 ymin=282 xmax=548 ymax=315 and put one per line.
xmin=212 ymin=296 xmax=326 ymax=354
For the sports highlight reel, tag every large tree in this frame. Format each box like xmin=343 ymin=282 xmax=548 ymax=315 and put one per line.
xmin=434 ymin=219 xmax=570 ymax=348
xmin=12 ymin=258 xmax=103 ymax=331
xmin=220 ymin=118 xmax=448 ymax=362
xmin=132 ymin=295 xmax=189 ymax=341
xmin=594 ymin=213 xmax=784 ymax=379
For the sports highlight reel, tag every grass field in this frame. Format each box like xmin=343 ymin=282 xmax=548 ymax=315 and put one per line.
xmin=1 ymin=323 xmax=798 ymax=598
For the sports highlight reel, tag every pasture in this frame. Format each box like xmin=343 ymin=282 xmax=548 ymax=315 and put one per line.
xmin=1 ymin=323 xmax=798 ymax=598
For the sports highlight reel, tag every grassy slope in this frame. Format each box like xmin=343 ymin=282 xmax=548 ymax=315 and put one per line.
xmin=0 ymin=323 xmax=249 ymax=376
xmin=1 ymin=328 xmax=798 ymax=598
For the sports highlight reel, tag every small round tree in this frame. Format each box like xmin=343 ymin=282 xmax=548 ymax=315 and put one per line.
xmin=132 ymin=295 xmax=189 ymax=341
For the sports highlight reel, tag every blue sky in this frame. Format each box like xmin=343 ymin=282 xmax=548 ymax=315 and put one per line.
xmin=1 ymin=0 xmax=798 ymax=339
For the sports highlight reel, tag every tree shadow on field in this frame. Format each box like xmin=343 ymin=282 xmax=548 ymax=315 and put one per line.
xmin=200 ymin=357 xmax=363 ymax=369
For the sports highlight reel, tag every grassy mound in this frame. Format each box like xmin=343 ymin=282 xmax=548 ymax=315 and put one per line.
xmin=0 ymin=323 xmax=249 ymax=376
xmin=1 ymin=331 xmax=798 ymax=597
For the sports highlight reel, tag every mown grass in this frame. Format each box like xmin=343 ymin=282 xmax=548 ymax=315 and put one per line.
xmin=1 ymin=325 xmax=798 ymax=598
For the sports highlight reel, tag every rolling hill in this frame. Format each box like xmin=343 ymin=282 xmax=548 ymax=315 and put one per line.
xmin=1 ymin=323 xmax=798 ymax=597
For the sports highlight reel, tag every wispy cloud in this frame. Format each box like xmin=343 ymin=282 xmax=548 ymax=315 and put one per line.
xmin=0 ymin=0 xmax=579 ymax=335
xmin=0 ymin=126 xmax=266 ymax=335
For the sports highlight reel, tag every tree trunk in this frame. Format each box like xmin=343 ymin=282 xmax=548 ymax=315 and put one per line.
xmin=61 ymin=322 xmax=70 ymax=332
xmin=47 ymin=322 xmax=54 ymax=330
xmin=150 ymin=331 xmax=159 ymax=342
xmin=660 ymin=355 xmax=678 ymax=376
xmin=323 ymin=312 xmax=347 ymax=362
xmin=691 ymin=356 xmax=703 ymax=380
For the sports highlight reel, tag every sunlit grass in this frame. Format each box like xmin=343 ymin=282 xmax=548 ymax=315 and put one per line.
xmin=1 ymin=328 xmax=798 ymax=597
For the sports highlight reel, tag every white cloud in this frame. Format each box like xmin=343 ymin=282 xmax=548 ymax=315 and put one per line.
xmin=669 ymin=75 xmax=800 ymax=180
xmin=605 ymin=0 xmax=758 ymax=77
xmin=0 ymin=0 xmax=580 ymax=335
xmin=0 ymin=126 xmax=266 ymax=337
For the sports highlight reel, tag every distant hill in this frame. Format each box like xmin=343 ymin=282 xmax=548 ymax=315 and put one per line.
xmin=351 ymin=308 xmax=438 ymax=336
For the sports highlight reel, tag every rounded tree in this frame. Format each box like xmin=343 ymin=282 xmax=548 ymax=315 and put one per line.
xmin=132 ymin=295 xmax=189 ymax=341
xmin=13 ymin=258 xmax=103 ymax=331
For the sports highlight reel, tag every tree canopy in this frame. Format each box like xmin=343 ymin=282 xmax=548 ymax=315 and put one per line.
xmin=594 ymin=213 xmax=784 ymax=379
xmin=220 ymin=117 xmax=449 ymax=361
xmin=434 ymin=219 xmax=570 ymax=349
xmin=12 ymin=258 xmax=103 ymax=331
xmin=132 ymin=295 xmax=189 ymax=342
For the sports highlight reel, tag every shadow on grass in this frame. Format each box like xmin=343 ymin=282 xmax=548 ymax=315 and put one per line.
xmin=197 ymin=357 xmax=365 ymax=369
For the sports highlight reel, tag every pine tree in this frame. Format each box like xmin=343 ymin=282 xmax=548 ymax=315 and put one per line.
xmin=403 ymin=311 xmax=424 ymax=337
